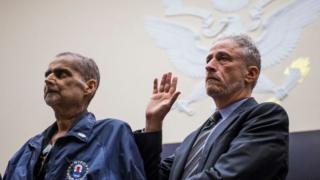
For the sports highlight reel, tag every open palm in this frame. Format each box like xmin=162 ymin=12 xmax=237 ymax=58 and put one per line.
xmin=145 ymin=73 xmax=180 ymax=132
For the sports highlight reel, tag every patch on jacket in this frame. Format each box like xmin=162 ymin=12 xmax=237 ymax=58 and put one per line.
xmin=67 ymin=160 xmax=89 ymax=180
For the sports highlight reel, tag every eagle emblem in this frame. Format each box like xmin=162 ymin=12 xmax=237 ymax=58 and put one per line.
xmin=144 ymin=0 xmax=318 ymax=115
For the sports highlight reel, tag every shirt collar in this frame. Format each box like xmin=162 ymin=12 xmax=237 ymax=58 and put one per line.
xmin=218 ymin=98 xmax=249 ymax=121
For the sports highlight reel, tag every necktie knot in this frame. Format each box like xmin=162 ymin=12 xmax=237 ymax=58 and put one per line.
xmin=204 ymin=111 xmax=221 ymax=130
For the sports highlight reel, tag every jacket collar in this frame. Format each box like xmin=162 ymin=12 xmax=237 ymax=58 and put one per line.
xmin=198 ymin=97 xmax=258 ymax=169
xmin=28 ymin=112 xmax=96 ymax=149
xmin=64 ymin=112 xmax=96 ymax=143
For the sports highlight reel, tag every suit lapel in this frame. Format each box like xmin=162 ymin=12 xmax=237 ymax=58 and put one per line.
xmin=170 ymin=124 xmax=205 ymax=180
xmin=198 ymin=98 xmax=258 ymax=170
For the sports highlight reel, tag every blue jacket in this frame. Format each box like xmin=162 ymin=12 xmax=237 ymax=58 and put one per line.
xmin=4 ymin=112 xmax=145 ymax=180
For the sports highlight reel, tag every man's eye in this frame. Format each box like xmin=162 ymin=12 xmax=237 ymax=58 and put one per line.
xmin=45 ymin=71 xmax=50 ymax=78
xmin=217 ymin=55 xmax=231 ymax=62
xmin=55 ymin=70 xmax=68 ymax=79
xmin=206 ymin=55 xmax=213 ymax=63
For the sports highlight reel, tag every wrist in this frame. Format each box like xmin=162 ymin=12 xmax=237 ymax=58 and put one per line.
xmin=145 ymin=120 xmax=162 ymax=132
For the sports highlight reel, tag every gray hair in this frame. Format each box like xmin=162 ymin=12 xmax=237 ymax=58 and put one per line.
xmin=56 ymin=52 xmax=100 ymax=101
xmin=216 ymin=34 xmax=261 ymax=70
xmin=216 ymin=34 xmax=261 ymax=87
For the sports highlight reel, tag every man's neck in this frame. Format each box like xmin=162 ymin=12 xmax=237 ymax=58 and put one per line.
xmin=50 ymin=108 xmax=87 ymax=145
xmin=214 ymin=90 xmax=251 ymax=109
xmin=53 ymin=106 xmax=87 ymax=132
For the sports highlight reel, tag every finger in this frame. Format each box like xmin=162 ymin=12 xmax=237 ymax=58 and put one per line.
xmin=153 ymin=78 xmax=158 ymax=94
xmin=159 ymin=73 xmax=167 ymax=92
xmin=169 ymin=91 xmax=181 ymax=106
xmin=164 ymin=72 xmax=172 ymax=92
xmin=169 ymin=76 xmax=178 ymax=94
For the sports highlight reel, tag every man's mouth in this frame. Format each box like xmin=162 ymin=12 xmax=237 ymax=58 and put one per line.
xmin=46 ymin=90 xmax=57 ymax=94
xmin=45 ymin=87 xmax=59 ymax=94
xmin=206 ymin=75 xmax=220 ymax=82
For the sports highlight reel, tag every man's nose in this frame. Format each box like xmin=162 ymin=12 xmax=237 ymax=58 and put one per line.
xmin=205 ymin=59 xmax=217 ymax=72
xmin=45 ymin=73 xmax=56 ymax=85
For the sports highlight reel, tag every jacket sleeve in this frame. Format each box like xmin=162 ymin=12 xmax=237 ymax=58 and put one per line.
xmin=3 ymin=138 xmax=36 ymax=180
xmin=119 ymin=124 xmax=147 ymax=180
xmin=134 ymin=130 xmax=173 ymax=180
xmin=188 ymin=103 xmax=289 ymax=180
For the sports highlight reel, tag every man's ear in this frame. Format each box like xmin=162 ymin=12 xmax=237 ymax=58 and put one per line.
xmin=84 ymin=79 xmax=97 ymax=96
xmin=245 ymin=66 xmax=260 ymax=85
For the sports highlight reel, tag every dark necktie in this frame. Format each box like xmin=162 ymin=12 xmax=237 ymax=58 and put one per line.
xmin=182 ymin=111 xmax=222 ymax=179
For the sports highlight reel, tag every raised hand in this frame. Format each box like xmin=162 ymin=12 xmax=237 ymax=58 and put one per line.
xmin=145 ymin=72 xmax=181 ymax=132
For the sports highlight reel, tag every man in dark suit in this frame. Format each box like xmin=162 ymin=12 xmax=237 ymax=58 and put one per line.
xmin=135 ymin=34 xmax=289 ymax=180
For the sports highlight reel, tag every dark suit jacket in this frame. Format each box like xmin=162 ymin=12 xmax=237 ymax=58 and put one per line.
xmin=135 ymin=98 xmax=289 ymax=180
